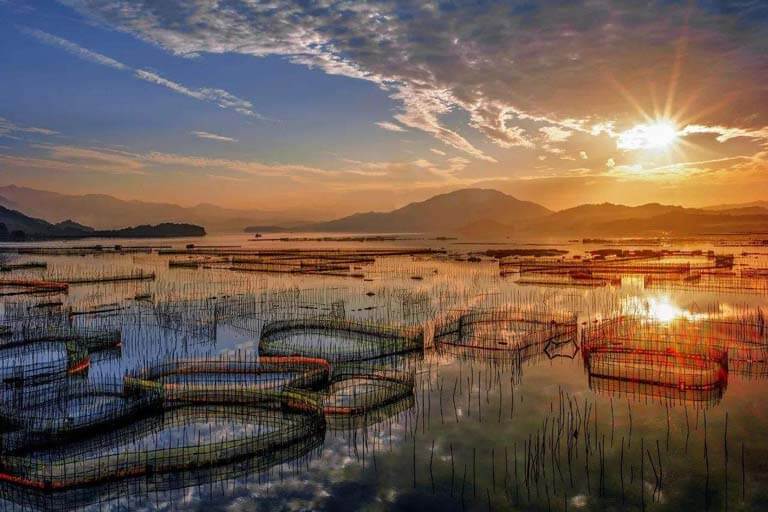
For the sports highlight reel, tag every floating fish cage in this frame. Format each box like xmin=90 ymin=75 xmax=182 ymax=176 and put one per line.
xmin=0 ymin=327 xmax=121 ymax=355
xmin=259 ymin=318 xmax=424 ymax=363
xmin=0 ymin=341 xmax=90 ymax=385
xmin=322 ymin=367 xmax=414 ymax=419
xmin=0 ymin=262 xmax=48 ymax=273
xmin=434 ymin=309 xmax=577 ymax=364
xmin=588 ymin=366 xmax=726 ymax=407
xmin=0 ymin=403 xmax=326 ymax=508
xmin=512 ymin=274 xmax=619 ymax=288
xmin=49 ymin=270 xmax=156 ymax=286
xmin=0 ymin=280 xmax=68 ymax=297
xmin=326 ymin=394 xmax=414 ymax=431
xmin=582 ymin=316 xmax=733 ymax=405
xmin=585 ymin=349 xmax=728 ymax=407
xmin=503 ymin=258 xmax=696 ymax=276
xmin=0 ymin=380 xmax=164 ymax=454
xmin=584 ymin=313 xmax=768 ymax=377
xmin=125 ymin=356 xmax=331 ymax=405
xmin=645 ymin=274 xmax=768 ymax=295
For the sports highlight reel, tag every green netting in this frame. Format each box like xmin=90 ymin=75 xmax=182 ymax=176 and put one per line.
xmin=259 ymin=318 xmax=424 ymax=363
xmin=124 ymin=356 xmax=331 ymax=405
xmin=0 ymin=404 xmax=326 ymax=507
xmin=0 ymin=380 xmax=163 ymax=454
xmin=434 ymin=309 xmax=577 ymax=364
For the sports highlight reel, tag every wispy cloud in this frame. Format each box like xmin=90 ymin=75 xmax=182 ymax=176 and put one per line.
xmin=67 ymin=1 xmax=768 ymax=164
xmin=375 ymin=121 xmax=406 ymax=132
xmin=191 ymin=131 xmax=238 ymax=142
xmin=0 ymin=117 xmax=58 ymax=138
xmin=23 ymin=27 xmax=128 ymax=70
xmin=539 ymin=126 xmax=572 ymax=143
xmin=680 ymin=124 xmax=768 ymax=143
xmin=1 ymin=143 xmax=481 ymax=189
xmin=23 ymin=28 xmax=263 ymax=119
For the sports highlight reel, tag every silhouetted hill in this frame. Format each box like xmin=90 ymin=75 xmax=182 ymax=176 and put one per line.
xmin=0 ymin=205 xmax=60 ymax=237
xmin=524 ymin=205 xmax=768 ymax=236
xmin=593 ymin=211 xmax=768 ymax=236
xmin=0 ymin=205 xmax=205 ymax=240
xmin=524 ymin=203 xmax=688 ymax=235
xmin=704 ymin=200 xmax=768 ymax=212
xmin=95 ymin=223 xmax=206 ymax=238
xmin=291 ymin=193 xmax=768 ymax=237
xmin=306 ymin=189 xmax=552 ymax=233
xmin=0 ymin=185 xmax=312 ymax=232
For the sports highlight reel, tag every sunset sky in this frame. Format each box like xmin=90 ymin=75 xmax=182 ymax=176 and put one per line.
xmin=1 ymin=1 xmax=767 ymax=216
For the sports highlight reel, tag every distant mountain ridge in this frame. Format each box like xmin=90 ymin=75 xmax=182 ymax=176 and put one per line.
xmin=704 ymin=200 xmax=768 ymax=212
xmin=0 ymin=185 xmax=313 ymax=232
xmin=0 ymin=205 xmax=204 ymax=240
xmin=3 ymin=184 xmax=767 ymax=238
xmin=304 ymin=188 xmax=552 ymax=233
xmin=255 ymin=190 xmax=768 ymax=237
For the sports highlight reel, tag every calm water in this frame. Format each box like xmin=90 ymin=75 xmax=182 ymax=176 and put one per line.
xmin=0 ymin=233 xmax=767 ymax=511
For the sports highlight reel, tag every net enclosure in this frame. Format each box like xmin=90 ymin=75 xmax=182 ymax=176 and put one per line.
xmin=124 ymin=355 xmax=331 ymax=406
xmin=259 ymin=318 xmax=424 ymax=363
xmin=434 ymin=308 xmax=578 ymax=363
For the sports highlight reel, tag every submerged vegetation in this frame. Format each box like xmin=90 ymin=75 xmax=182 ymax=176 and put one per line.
xmin=0 ymin=236 xmax=765 ymax=510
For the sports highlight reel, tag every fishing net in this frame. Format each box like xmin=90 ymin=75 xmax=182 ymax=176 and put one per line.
xmin=259 ymin=318 xmax=423 ymax=363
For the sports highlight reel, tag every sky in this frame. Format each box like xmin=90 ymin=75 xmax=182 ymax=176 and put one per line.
xmin=0 ymin=0 xmax=767 ymax=216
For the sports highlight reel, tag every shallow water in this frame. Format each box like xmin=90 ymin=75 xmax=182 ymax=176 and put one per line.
xmin=0 ymin=234 xmax=767 ymax=511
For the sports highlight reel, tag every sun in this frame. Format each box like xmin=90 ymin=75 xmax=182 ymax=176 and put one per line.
xmin=617 ymin=120 xmax=679 ymax=151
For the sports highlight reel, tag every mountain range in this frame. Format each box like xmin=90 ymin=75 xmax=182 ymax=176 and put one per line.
xmin=0 ymin=205 xmax=204 ymax=240
xmin=279 ymin=189 xmax=768 ymax=237
xmin=307 ymin=189 xmax=551 ymax=233
xmin=0 ymin=185 xmax=311 ymax=232
xmin=1 ymin=185 xmax=767 ymax=238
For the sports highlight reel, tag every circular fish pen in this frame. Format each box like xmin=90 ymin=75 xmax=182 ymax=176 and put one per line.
xmin=434 ymin=309 xmax=577 ymax=365
xmin=259 ymin=318 xmax=423 ymax=363
xmin=322 ymin=367 xmax=414 ymax=430
xmin=124 ymin=356 xmax=331 ymax=405
xmin=0 ymin=380 xmax=164 ymax=454
xmin=0 ymin=403 xmax=326 ymax=510
xmin=582 ymin=316 xmax=730 ymax=406
xmin=0 ymin=341 xmax=89 ymax=385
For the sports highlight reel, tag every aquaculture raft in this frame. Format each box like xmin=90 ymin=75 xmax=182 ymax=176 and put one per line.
xmin=0 ymin=341 xmax=90 ymax=384
xmin=259 ymin=318 xmax=424 ymax=363
xmin=323 ymin=367 xmax=414 ymax=416
xmin=124 ymin=356 xmax=331 ymax=405
xmin=0 ymin=381 xmax=164 ymax=453
xmin=0 ymin=403 xmax=326 ymax=493
xmin=581 ymin=316 xmax=732 ymax=404
xmin=434 ymin=309 xmax=577 ymax=363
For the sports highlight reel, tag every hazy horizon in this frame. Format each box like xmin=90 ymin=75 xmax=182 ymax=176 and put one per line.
xmin=0 ymin=181 xmax=761 ymax=218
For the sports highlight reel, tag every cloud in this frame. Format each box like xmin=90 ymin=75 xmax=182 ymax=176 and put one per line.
xmin=679 ymin=124 xmax=768 ymax=143
xmin=191 ymin=131 xmax=238 ymax=142
xmin=0 ymin=117 xmax=58 ymax=138
xmin=375 ymin=121 xmax=406 ymax=132
xmin=24 ymin=28 xmax=262 ymax=118
xmin=430 ymin=148 xmax=446 ymax=156
xmin=579 ymin=151 xmax=589 ymax=160
xmin=23 ymin=27 xmax=128 ymax=70
xmin=62 ymin=0 xmax=768 ymax=163
xmin=0 ymin=144 xmax=146 ymax=175
xmin=539 ymin=126 xmax=573 ymax=143
xmin=1 ymin=143 xmax=477 ymax=189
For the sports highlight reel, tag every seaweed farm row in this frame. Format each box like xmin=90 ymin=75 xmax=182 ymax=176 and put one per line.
xmin=0 ymin=237 xmax=766 ymax=510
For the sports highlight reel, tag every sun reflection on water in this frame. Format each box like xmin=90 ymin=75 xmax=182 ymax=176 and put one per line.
xmin=624 ymin=295 xmax=708 ymax=323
